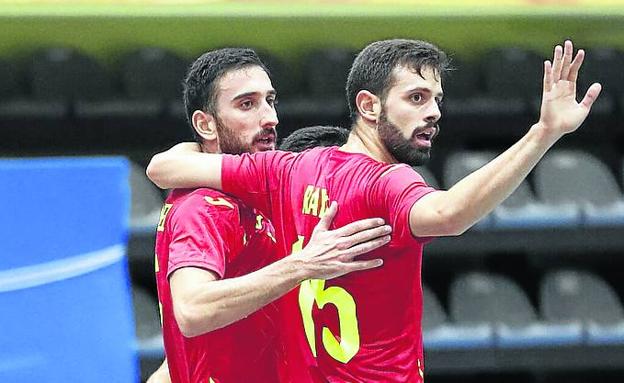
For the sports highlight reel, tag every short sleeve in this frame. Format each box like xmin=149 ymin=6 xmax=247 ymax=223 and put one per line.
xmin=370 ymin=165 xmax=437 ymax=244
xmin=166 ymin=198 xmax=239 ymax=279
xmin=221 ymin=150 xmax=295 ymax=214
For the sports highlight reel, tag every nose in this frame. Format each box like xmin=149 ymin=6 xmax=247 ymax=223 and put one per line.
xmin=261 ymin=100 xmax=279 ymax=128
xmin=425 ymin=99 xmax=441 ymax=123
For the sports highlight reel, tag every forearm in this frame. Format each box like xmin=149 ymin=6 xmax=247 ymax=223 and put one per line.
xmin=413 ymin=124 xmax=559 ymax=236
xmin=146 ymin=148 xmax=223 ymax=190
xmin=176 ymin=256 xmax=306 ymax=337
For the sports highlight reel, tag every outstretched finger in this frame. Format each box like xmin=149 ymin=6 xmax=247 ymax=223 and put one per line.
xmin=345 ymin=258 xmax=384 ymax=273
xmin=339 ymin=235 xmax=392 ymax=259
xmin=337 ymin=225 xmax=392 ymax=250
xmin=314 ymin=201 xmax=337 ymax=232
xmin=560 ymin=40 xmax=574 ymax=80
xmin=568 ymin=49 xmax=585 ymax=83
xmin=332 ymin=217 xmax=386 ymax=238
xmin=543 ymin=60 xmax=553 ymax=92
xmin=580 ymin=83 xmax=602 ymax=109
xmin=551 ymin=44 xmax=564 ymax=81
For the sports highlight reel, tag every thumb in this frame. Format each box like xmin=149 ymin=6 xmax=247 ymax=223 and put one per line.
xmin=581 ymin=82 xmax=602 ymax=110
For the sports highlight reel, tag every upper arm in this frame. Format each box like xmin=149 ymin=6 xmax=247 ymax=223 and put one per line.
xmin=146 ymin=144 xmax=223 ymax=190
xmin=221 ymin=150 xmax=295 ymax=214
xmin=167 ymin=197 xmax=239 ymax=280
xmin=170 ymin=266 xmax=219 ymax=313
xmin=370 ymin=165 xmax=438 ymax=242
xmin=408 ymin=190 xmax=456 ymax=237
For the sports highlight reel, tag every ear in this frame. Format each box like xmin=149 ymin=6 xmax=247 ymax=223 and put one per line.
xmin=355 ymin=90 xmax=381 ymax=124
xmin=191 ymin=110 xmax=218 ymax=142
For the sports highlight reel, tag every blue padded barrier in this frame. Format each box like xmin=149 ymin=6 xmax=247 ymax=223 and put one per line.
xmin=0 ymin=157 xmax=137 ymax=383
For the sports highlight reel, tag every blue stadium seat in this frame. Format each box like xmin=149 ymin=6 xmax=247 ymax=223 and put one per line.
xmin=449 ymin=272 xmax=582 ymax=349
xmin=540 ymin=269 xmax=624 ymax=346
xmin=0 ymin=157 xmax=137 ymax=382
xmin=535 ymin=150 xmax=624 ymax=226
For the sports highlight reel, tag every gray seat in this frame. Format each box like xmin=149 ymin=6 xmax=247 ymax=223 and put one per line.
xmin=535 ymin=150 xmax=624 ymax=226
xmin=422 ymin=284 xmax=494 ymax=349
xmin=130 ymin=162 xmax=164 ymax=232
xmin=540 ymin=269 xmax=624 ymax=345
xmin=132 ymin=285 xmax=164 ymax=382
xmin=443 ymin=151 xmax=497 ymax=229
xmin=445 ymin=150 xmax=581 ymax=229
xmin=450 ymin=271 xmax=582 ymax=348
xmin=80 ymin=47 xmax=189 ymax=120
xmin=422 ymin=284 xmax=447 ymax=331
xmin=449 ymin=271 xmax=536 ymax=327
xmin=132 ymin=286 xmax=162 ymax=341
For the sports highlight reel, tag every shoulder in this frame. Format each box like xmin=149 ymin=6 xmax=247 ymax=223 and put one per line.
xmin=167 ymin=188 xmax=243 ymax=221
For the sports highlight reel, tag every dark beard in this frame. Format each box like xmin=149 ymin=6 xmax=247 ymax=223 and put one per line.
xmin=215 ymin=116 xmax=253 ymax=155
xmin=377 ymin=108 xmax=431 ymax=167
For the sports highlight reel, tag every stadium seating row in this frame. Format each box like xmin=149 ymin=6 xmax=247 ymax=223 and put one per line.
xmin=1 ymin=46 xmax=624 ymax=122
xmin=130 ymin=267 xmax=624 ymax=379
xmin=127 ymin=149 xmax=624 ymax=236
xmin=424 ymin=269 xmax=624 ymax=350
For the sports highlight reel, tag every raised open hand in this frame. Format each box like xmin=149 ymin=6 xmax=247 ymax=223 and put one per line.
xmin=538 ymin=40 xmax=602 ymax=138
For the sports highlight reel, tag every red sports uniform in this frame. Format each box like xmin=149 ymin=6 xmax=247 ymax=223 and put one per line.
xmin=221 ymin=146 xmax=437 ymax=383
xmin=154 ymin=188 xmax=280 ymax=383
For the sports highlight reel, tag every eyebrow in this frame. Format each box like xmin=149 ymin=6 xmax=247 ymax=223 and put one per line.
xmin=405 ymin=87 xmax=444 ymax=99
xmin=231 ymin=89 xmax=277 ymax=102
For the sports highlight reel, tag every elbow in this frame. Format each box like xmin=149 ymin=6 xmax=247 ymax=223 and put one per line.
xmin=174 ymin=302 xmax=216 ymax=338
xmin=435 ymin=209 xmax=470 ymax=237
xmin=145 ymin=155 xmax=168 ymax=190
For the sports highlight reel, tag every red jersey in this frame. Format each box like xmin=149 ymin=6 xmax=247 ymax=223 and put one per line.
xmin=154 ymin=188 xmax=280 ymax=383
xmin=221 ymin=146 xmax=437 ymax=383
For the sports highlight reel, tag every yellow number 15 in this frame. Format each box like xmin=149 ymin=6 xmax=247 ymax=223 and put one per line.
xmin=292 ymin=236 xmax=360 ymax=363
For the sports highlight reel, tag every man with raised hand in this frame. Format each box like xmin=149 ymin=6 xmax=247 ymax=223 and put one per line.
xmin=146 ymin=40 xmax=601 ymax=382
xmin=149 ymin=47 xmax=391 ymax=383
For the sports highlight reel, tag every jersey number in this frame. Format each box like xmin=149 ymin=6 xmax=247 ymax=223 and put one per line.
xmin=292 ymin=236 xmax=360 ymax=363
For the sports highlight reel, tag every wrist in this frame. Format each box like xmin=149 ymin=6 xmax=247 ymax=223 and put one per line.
xmin=529 ymin=122 xmax=561 ymax=148
xmin=280 ymin=254 xmax=312 ymax=283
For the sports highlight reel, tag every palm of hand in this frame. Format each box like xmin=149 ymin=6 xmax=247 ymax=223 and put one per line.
xmin=540 ymin=79 xmax=584 ymax=135
xmin=538 ymin=41 xmax=601 ymax=137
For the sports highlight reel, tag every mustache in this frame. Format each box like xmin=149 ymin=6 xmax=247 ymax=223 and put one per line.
xmin=411 ymin=122 xmax=440 ymax=140
xmin=252 ymin=127 xmax=277 ymax=142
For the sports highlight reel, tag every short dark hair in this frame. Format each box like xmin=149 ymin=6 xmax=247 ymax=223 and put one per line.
xmin=183 ymin=48 xmax=270 ymax=142
xmin=346 ymin=39 xmax=450 ymax=125
xmin=279 ymin=126 xmax=349 ymax=152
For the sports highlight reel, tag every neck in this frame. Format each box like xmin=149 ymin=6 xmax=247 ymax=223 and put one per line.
xmin=201 ymin=140 xmax=220 ymax=154
xmin=340 ymin=118 xmax=397 ymax=164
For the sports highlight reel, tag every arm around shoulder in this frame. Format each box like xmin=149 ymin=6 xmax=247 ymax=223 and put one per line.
xmin=146 ymin=142 xmax=223 ymax=190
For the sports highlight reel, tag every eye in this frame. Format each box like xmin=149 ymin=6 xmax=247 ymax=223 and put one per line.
xmin=436 ymin=98 xmax=444 ymax=107
xmin=240 ymin=100 xmax=253 ymax=110
xmin=267 ymin=96 xmax=278 ymax=107
xmin=410 ymin=93 xmax=423 ymax=103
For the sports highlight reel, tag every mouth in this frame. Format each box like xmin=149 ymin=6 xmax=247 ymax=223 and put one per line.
xmin=411 ymin=125 xmax=437 ymax=148
xmin=254 ymin=132 xmax=277 ymax=149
